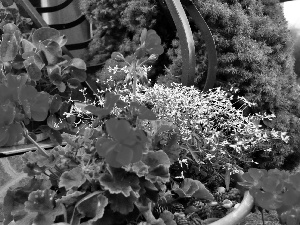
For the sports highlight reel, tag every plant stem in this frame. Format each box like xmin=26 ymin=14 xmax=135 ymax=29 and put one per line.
xmin=21 ymin=123 xmax=49 ymax=158
xmin=132 ymin=61 xmax=137 ymax=102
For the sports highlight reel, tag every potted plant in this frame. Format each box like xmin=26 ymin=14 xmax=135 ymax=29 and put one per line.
xmin=2 ymin=28 xmax=295 ymax=225
xmin=0 ymin=19 xmax=90 ymax=149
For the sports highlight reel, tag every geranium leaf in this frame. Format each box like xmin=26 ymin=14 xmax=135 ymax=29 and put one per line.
xmin=0 ymin=33 xmax=18 ymax=62
xmin=69 ymin=66 xmax=87 ymax=82
xmin=39 ymin=40 xmax=62 ymax=65
xmin=67 ymin=78 xmax=81 ymax=89
xmin=104 ymin=92 xmax=120 ymax=110
xmin=251 ymin=189 xmax=282 ymax=211
xmin=30 ymin=92 xmax=50 ymax=121
xmin=56 ymin=190 xmax=85 ymax=206
xmin=108 ymin=192 xmax=137 ymax=215
xmin=162 ymin=133 xmax=181 ymax=164
xmin=111 ymin=52 xmax=125 ymax=62
xmin=69 ymin=58 xmax=86 ymax=70
xmin=24 ymin=56 xmax=42 ymax=81
xmin=7 ymin=73 xmax=27 ymax=88
xmin=22 ymin=39 xmax=36 ymax=53
xmin=32 ymin=27 xmax=60 ymax=49
xmin=99 ymin=167 xmax=140 ymax=197
xmin=130 ymin=161 xmax=149 ymax=177
xmin=4 ymin=122 xmax=23 ymax=146
xmin=49 ymin=129 xmax=63 ymax=145
xmin=116 ymin=99 xmax=127 ymax=108
xmin=143 ymin=150 xmax=171 ymax=169
xmin=105 ymin=118 xmax=132 ymax=142
xmin=49 ymin=94 xmax=62 ymax=114
xmin=25 ymin=189 xmax=55 ymax=213
xmin=138 ymin=105 xmax=157 ymax=120
xmin=1 ymin=0 xmax=14 ymax=7
xmin=59 ymin=167 xmax=87 ymax=190
xmin=77 ymin=194 xmax=108 ymax=222
xmin=0 ymin=103 xmax=15 ymax=127
xmin=56 ymin=82 xmax=66 ymax=92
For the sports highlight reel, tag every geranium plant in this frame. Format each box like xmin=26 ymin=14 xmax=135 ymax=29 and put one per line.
xmin=2 ymin=27 xmax=296 ymax=225
xmin=0 ymin=22 xmax=88 ymax=147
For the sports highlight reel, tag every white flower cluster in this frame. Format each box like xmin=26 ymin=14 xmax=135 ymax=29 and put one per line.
xmin=117 ymin=82 xmax=288 ymax=168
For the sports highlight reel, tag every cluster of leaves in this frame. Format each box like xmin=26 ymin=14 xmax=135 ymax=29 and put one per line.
xmin=3 ymin=89 xmax=216 ymax=225
xmin=0 ymin=22 xmax=88 ymax=146
xmin=0 ymin=2 xmax=33 ymax=36
xmin=239 ymin=168 xmax=300 ymax=225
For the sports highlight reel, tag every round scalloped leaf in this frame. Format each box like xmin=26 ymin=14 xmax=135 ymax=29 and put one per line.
xmin=261 ymin=175 xmax=283 ymax=193
xmin=56 ymin=82 xmax=66 ymax=93
xmin=47 ymin=114 xmax=65 ymax=130
xmin=22 ymin=39 xmax=36 ymax=53
xmin=59 ymin=166 xmax=87 ymax=190
xmin=56 ymin=190 xmax=85 ymax=205
xmin=19 ymin=84 xmax=38 ymax=104
xmin=24 ymin=56 xmax=42 ymax=81
xmin=289 ymin=172 xmax=300 ymax=191
xmin=111 ymin=52 xmax=125 ymax=62
xmin=250 ymin=189 xmax=282 ymax=211
xmin=106 ymin=118 xmax=133 ymax=142
xmin=32 ymin=27 xmax=60 ymax=49
xmin=138 ymin=105 xmax=157 ymax=120
xmin=242 ymin=168 xmax=267 ymax=188
xmin=173 ymin=178 xmax=214 ymax=201
xmin=1 ymin=0 xmax=14 ymax=7
xmin=147 ymin=45 xmax=164 ymax=55
xmin=0 ymin=103 xmax=16 ymax=127
xmin=25 ymin=189 xmax=55 ymax=213
xmin=39 ymin=40 xmax=62 ymax=65
xmin=134 ymin=46 xmax=146 ymax=59
xmin=30 ymin=92 xmax=50 ymax=121
xmin=50 ymin=94 xmax=62 ymax=114
xmin=69 ymin=58 xmax=86 ymax=70
xmin=143 ymin=150 xmax=171 ymax=169
xmin=67 ymin=78 xmax=81 ymax=89
xmin=3 ymin=22 xmax=20 ymax=35
xmin=77 ymin=193 xmax=108 ymax=222
xmin=49 ymin=73 xmax=63 ymax=86
xmin=49 ymin=128 xmax=63 ymax=145
xmin=104 ymin=92 xmax=121 ymax=110
xmin=0 ymin=33 xmax=18 ymax=62
xmin=6 ymin=73 xmax=27 ymax=89
xmin=69 ymin=66 xmax=87 ymax=82
xmin=99 ymin=167 xmax=140 ymax=197
xmin=4 ymin=122 xmax=23 ymax=146
xmin=116 ymin=99 xmax=127 ymax=108
xmin=108 ymin=192 xmax=137 ymax=215
xmin=282 ymin=184 xmax=300 ymax=206
xmin=60 ymin=101 xmax=72 ymax=118
xmin=115 ymin=144 xmax=134 ymax=166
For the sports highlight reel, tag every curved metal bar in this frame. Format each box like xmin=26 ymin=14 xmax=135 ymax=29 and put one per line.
xmin=36 ymin=0 xmax=73 ymax=13
xmin=182 ymin=0 xmax=217 ymax=92
xmin=49 ymin=15 xmax=87 ymax=30
xmin=209 ymin=191 xmax=254 ymax=225
xmin=165 ymin=0 xmax=196 ymax=87
xmin=66 ymin=39 xmax=92 ymax=50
